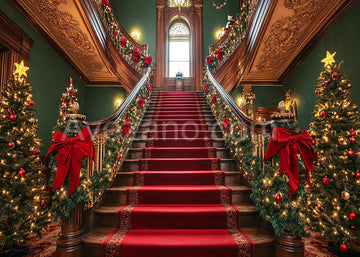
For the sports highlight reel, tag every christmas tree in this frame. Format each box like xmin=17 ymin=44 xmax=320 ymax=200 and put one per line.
xmin=307 ymin=52 xmax=360 ymax=252
xmin=0 ymin=61 xmax=49 ymax=252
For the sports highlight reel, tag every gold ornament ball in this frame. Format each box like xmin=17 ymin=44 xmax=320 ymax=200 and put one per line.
xmin=69 ymin=101 xmax=79 ymax=114
xmin=278 ymin=101 xmax=286 ymax=113
xmin=341 ymin=191 xmax=350 ymax=200
xmin=338 ymin=137 xmax=345 ymax=145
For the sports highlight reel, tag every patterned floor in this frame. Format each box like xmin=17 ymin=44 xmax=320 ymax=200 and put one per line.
xmin=24 ymin=223 xmax=350 ymax=257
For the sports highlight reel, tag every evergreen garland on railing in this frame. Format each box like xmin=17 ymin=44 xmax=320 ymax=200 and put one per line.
xmin=203 ymin=71 xmax=310 ymax=237
xmin=47 ymin=73 xmax=154 ymax=221
xmin=98 ymin=0 xmax=153 ymax=73
xmin=206 ymin=0 xmax=256 ymax=73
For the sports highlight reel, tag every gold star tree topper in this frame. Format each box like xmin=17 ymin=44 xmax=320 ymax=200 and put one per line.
xmin=321 ymin=51 xmax=336 ymax=67
xmin=14 ymin=60 xmax=29 ymax=77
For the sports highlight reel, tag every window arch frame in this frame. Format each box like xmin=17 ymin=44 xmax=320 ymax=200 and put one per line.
xmin=167 ymin=18 xmax=192 ymax=78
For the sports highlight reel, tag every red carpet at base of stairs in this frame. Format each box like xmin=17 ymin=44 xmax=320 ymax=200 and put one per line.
xmin=102 ymin=92 xmax=254 ymax=257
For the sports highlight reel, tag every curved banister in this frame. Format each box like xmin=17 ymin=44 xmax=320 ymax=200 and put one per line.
xmin=207 ymin=66 xmax=275 ymax=134
xmin=88 ymin=67 xmax=151 ymax=133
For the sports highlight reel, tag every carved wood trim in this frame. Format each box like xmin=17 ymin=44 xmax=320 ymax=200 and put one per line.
xmin=0 ymin=10 xmax=33 ymax=91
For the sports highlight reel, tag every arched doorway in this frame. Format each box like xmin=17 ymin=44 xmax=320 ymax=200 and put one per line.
xmin=156 ymin=0 xmax=203 ymax=91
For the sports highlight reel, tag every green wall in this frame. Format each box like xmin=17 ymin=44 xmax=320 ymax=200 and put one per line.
xmin=85 ymin=87 xmax=127 ymax=122
xmin=203 ymin=0 xmax=239 ymax=56
xmin=284 ymin=1 xmax=360 ymax=130
xmin=110 ymin=0 xmax=157 ymax=63
xmin=1 ymin=1 xmax=85 ymax=151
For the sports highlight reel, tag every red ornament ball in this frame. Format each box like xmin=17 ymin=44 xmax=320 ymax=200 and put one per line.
xmin=38 ymin=163 xmax=43 ymax=168
xmin=351 ymin=225 xmax=356 ymax=231
xmin=6 ymin=84 xmax=11 ymax=89
xmin=7 ymin=109 xmax=12 ymax=115
xmin=28 ymin=100 xmax=34 ymax=106
xmin=322 ymin=177 xmax=330 ymax=185
xmin=18 ymin=168 xmax=25 ymax=178
xmin=349 ymin=137 xmax=356 ymax=144
xmin=116 ymin=154 xmax=122 ymax=160
xmin=315 ymin=89 xmax=320 ymax=95
xmin=40 ymin=200 xmax=45 ymax=207
xmin=320 ymin=111 xmax=326 ymax=117
xmin=332 ymin=72 xmax=338 ymax=79
xmin=8 ymin=142 xmax=14 ymax=149
xmin=9 ymin=114 xmax=16 ymax=121
xmin=349 ymin=212 xmax=356 ymax=220
xmin=342 ymin=90 xmax=348 ymax=94
xmin=321 ymin=82 xmax=327 ymax=88
xmin=355 ymin=171 xmax=360 ymax=179
xmin=346 ymin=150 xmax=355 ymax=158
xmin=275 ymin=193 xmax=281 ymax=203
xmin=309 ymin=122 xmax=313 ymax=127
xmin=350 ymin=129 xmax=356 ymax=137
xmin=340 ymin=243 xmax=348 ymax=253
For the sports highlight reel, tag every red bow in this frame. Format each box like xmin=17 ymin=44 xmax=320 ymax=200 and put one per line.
xmin=133 ymin=49 xmax=140 ymax=62
xmin=120 ymin=37 xmax=127 ymax=47
xmin=101 ymin=0 xmax=109 ymax=6
xmin=206 ymin=56 xmax=214 ymax=65
xmin=147 ymin=84 xmax=152 ymax=92
xmin=264 ymin=128 xmax=317 ymax=198
xmin=122 ymin=118 xmax=131 ymax=137
xmin=144 ymin=56 xmax=153 ymax=67
xmin=150 ymin=74 xmax=155 ymax=82
xmin=222 ymin=118 xmax=229 ymax=132
xmin=215 ymin=48 xmax=223 ymax=62
xmin=205 ymin=83 xmax=209 ymax=92
xmin=212 ymin=94 xmax=217 ymax=104
xmin=139 ymin=96 xmax=144 ymax=108
xmin=44 ymin=127 xmax=95 ymax=196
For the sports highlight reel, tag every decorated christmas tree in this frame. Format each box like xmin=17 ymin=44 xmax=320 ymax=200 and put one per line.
xmin=0 ymin=61 xmax=49 ymax=253
xmin=307 ymin=52 xmax=360 ymax=253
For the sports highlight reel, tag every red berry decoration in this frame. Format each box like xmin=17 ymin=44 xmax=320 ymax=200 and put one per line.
xmin=313 ymin=201 xmax=318 ymax=207
xmin=322 ymin=177 xmax=330 ymax=185
xmin=38 ymin=163 xmax=43 ymax=168
xmin=28 ymin=100 xmax=34 ymax=106
xmin=315 ymin=89 xmax=319 ymax=95
xmin=346 ymin=149 xmax=354 ymax=158
xmin=7 ymin=109 xmax=12 ymax=115
xmin=349 ymin=137 xmax=356 ymax=144
xmin=355 ymin=171 xmax=360 ymax=179
xmin=8 ymin=142 xmax=14 ymax=149
xmin=116 ymin=154 xmax=122 ymax=160
xmin=332 ymin=72 xmax=338 ymax=79
xmin=33 ymin=149 xmax=40 ymax=155
xmin=349 ymin=212 xmax=356 ymax=220
xmin=340 ymin=243 xmax=348 ymax=253
xmin=18 ymin=168 xmax=25 ymax=178
xmin=9 ymin=114 xmax=16 ymax=121
xmin=275 ymin=193 xmax=281 ymax=203
xmin=351 ymin=225 xmax=356 ymax=231
xmin=350 ymin=129 xmax=356 ymax=137
xmin=320 ymin=111 xmax=326 ymax=117
xmin=321 ymin=82 xmax=327 ymax=88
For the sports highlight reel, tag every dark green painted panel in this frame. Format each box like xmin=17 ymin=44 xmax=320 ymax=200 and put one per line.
xmin=85 ymin=87 xmax=127 ymax=122
xmin=1 ymin=1 xmax=85 ymax=151
xmin=203 ymin=0 xmax=239 ymax=57
xmin=110 ymin=0 xmax=157 ymax=63
xmin=284 ymin=1 xmax=360 ymax=130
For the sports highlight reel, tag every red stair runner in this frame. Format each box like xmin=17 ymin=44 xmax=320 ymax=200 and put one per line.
xmin=102 ymin=92 xmax=254 ymax=257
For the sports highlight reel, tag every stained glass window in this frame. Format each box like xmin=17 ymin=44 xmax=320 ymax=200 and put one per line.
xmin=167 ymin=0 xmax=192 ymax=7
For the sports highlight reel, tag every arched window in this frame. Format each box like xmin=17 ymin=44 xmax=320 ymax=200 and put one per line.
xmin=168 ymin=20 xmax=190 ymax=77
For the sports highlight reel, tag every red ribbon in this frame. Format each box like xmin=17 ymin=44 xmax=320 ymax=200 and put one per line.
xmin=215 ymin=48 xmax=223 ymax=62
xmin=139 ymin=96 xmax=144 ymax=108
xmin=222 ymin=118 xmax=229 ymax=132
xmin=205 ymin=83 xmax=209 ymax=92
xmin=212 ymin=94 xmax=217 ymax=104
xmin=44 ymin=127 xmax=95 ymax=196
xmin=150 ymin=74 xmax=155 ymax=82
xmin=144 ymin=56 xmax=153 ymax=67
xmin=120 ymin=37 xmax=127 ymax=47
xmin=264 ymin=128 xmax=317 ymax=198
xmin=206 ymin=56 xmax=214 ymax=65
xmin=133 ymin=49 xmax=140 ymax=62
xmin=147 ymin=84 xmax=152 ymax=92
xmin=122 ymin=118 xmax=131 ymax=137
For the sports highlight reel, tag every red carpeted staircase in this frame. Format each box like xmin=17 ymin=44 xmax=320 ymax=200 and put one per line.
xmin=82 ymin=91 xmax=275 ymax=257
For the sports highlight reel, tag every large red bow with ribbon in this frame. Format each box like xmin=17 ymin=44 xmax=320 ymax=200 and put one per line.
xmin=44 ymin=127 xmax=95 ymax=196
xmin=120 ymin=37 xmax=127 ymax=47
xmin=144 ymin=56 xmax=153 ymax=67
xmin=215 ymin=48 xmax=223 ymax=62
xmin=206 ymin=56 xmax=214 ymax=65
xmin=133 ymin=49 xmax=140 ymax=62
xmin=264 ymin=127 xmax=317 ymax=198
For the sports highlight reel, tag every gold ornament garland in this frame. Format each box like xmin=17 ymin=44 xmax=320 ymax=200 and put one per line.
xmin=212 ymin=0 xmax=228 ymax=9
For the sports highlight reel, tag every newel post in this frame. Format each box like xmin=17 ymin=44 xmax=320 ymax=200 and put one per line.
xmin=275 ymin=232 xmax=304 ymax=257
xmin=55 ymin=107 xmax=88 ymax=257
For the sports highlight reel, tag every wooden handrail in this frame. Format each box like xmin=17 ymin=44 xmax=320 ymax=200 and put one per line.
xmin=207 ymin=65 xmax=276 ymax=134
xmin=88 ymin=67 xmax=151 ymax=133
